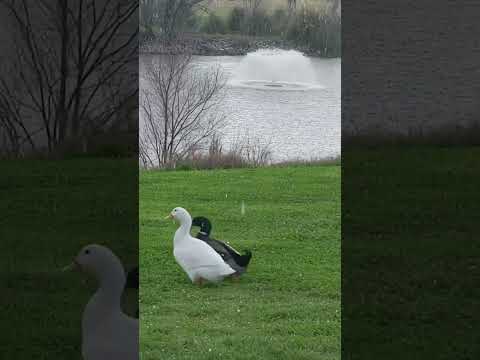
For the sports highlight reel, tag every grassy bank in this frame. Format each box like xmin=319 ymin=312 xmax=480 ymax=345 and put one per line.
xmin=140 ymin=165 xmax=341 ymax=359
xmin=0 ymin=159 xmax=138 ymax=358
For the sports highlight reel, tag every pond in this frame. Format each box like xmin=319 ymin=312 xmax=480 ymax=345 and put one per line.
xmin=140 ymin=49 xmax=340 ymax=162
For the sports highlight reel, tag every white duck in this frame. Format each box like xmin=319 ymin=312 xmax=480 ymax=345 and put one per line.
xmin=64 ymin=244 xmax=138 ymax=360
xmin=166 ymin=207 xmax=236 ymax=285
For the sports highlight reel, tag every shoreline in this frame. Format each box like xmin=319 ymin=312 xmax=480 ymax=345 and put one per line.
xmin=139 ymin=33 xmax=340 ymax=58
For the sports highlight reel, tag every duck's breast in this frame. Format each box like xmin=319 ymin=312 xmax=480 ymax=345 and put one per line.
xmin=82 ymin=316 xmax=138 ymax=360
xmin=82 ymin=295 xmax=138 ymax=359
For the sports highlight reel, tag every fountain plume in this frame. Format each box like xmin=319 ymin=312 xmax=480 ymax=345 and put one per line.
xmin=230 ymin=49 xmax=323 ymax=90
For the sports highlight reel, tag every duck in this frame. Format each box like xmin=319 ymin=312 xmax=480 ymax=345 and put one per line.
xmin=63 ymin=244 xmax=139 ymax=360
xmin=192 ymin=216 xmax=252 ymax=275
xmin=125 ymin=266 xmax=139 ymax=318
xmin=166 ymin=207 xmax=236 ymax=285
xmin=125 ymin=266 xmax=139 ymax=290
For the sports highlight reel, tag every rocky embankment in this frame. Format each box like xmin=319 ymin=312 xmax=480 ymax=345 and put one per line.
xmin=140 ymin=34 xmax=327 ymax=58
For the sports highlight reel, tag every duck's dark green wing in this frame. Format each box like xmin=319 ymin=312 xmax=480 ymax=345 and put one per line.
xmin=192 ymin=216 xmax=252 ymax=271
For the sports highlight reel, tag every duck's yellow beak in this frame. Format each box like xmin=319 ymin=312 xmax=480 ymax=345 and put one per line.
xmin=62 ymin=259 xmax=81 ymax=272
xmin=164 ymin=213 xmax=173 ymax=220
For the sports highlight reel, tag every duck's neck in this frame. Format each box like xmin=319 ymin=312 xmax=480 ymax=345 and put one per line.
xmin=82 ymin=259 xmax=126 ymax=339
xmin=175 ymin=217 xmax=192 ymax=246
xmin=90 ymin=264 xmax=126 ymax=312
xmin=201 ymin=223 xmax=211 ymax=236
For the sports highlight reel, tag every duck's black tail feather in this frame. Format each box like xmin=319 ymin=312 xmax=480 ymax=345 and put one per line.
xmin=221 ymin=242 xmax=251 ymax=267
xmin=125 ymin=266 xmax=139 ymax=289
xmin=237 ymin=250 xmax=252 ymax=267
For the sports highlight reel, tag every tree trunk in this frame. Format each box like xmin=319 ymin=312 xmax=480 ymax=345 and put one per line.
xmin=71 ymin=0 xmax=84 ymax=139
xmin=56 ymin=0 xmax=69 ymax=147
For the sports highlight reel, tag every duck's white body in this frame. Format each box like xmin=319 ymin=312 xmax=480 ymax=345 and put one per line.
xmin=171 ymin=208 xmax=235 ymax=283
xmin=82 ymin=291 xmax=138 ymax=360
xmin=72 ymin=245 xmax=139 ymax=360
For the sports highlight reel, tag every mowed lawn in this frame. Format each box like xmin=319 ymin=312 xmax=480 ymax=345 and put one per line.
xmin=140 ymin=165 xmax=341 ymax=360
xmin=342 ymin=146 xmax=480 ymax=358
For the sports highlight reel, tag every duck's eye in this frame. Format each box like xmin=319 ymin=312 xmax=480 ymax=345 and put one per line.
xmin=85 ymin=249 xmax=90 ymax=255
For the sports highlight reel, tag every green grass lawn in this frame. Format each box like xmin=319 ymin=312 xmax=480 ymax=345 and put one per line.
xmin=140 ymin=165 xmax=341 ymax=360
xmin=342 ymin=146 xmax=480 ymax=358
xmin=0 ymin=159 xmax=138 ymax=358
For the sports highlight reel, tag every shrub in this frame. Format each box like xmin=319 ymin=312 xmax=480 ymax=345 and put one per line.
xmin=173 ymin=135 xmax=272 ymax=170
xmin=245 ymin=10 xmax=272 ymax=36
xmin=228 ymin=7 xmax=246 ymax=32
xmin=286 ymin=7 xmax=341 ymax=56
xmin=271 ymin=8 xmax=288 ymax=36
xmin=185 ymin=14 xmax=203 ymax=32
xmin=201 ymin=13 xmax=227 ymax=34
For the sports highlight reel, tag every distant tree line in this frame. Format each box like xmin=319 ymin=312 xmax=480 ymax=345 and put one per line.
xmin=140 ymin=0 xmax=202 ymax=41
xmin=140 ymin=0 xmax=341 ymax=57
xmin=197 ymin=5 xmax=341 ymax=57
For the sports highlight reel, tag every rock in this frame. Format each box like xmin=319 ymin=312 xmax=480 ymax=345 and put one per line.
xmin=140 ymin=34 xmax=324 ymax=58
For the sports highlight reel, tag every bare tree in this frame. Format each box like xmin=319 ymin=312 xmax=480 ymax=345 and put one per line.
xmin=0 ymin=0 xmax=138 ymax=155
xmin=139 ymin=52 xmax=225 ymax=168
xmin=140 ymin=0 xmax=160 ymax=38
xmin=287 ymin=0 xmax=297 ymax=12
xmin=162 ymin=0 xmax=205 ymax=40
xmin=228 ymin=131 xmax=272 ymax=167
xmin=243 ymin=0 xmax=262 ymax=15
xmin=331 ymin=0 xmax=340 ymax=18
xmin=241 ymin=137 xmax=272 ymax=166
xmin=140 ymin=0 xmax=205 ymax=41
xmin=0 ymin=73 xmax=37 ymax=156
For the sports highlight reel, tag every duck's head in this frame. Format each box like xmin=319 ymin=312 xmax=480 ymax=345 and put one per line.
xmin=165 ymin=207 xmax=192 ymax=224
xmin=192 ymin=216 xmax=212 ymax=236
xmin=63 ymin=244 xmax=125 ymax=287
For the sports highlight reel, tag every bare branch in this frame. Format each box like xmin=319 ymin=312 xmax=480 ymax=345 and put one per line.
xmin=0 ymin=0 xmax=138 ymax=155
xmin=140 ymin=52 xmax=225 ymax=168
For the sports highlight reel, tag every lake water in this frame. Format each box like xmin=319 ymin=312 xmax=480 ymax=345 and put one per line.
xmin=140 ymin=50 xmax=340 ymax=162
